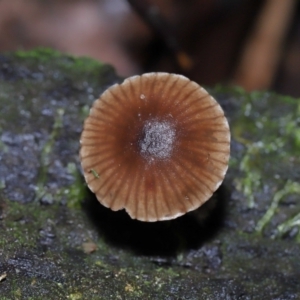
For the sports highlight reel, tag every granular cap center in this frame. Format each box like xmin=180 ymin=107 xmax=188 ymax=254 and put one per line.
xmin=139 ymin=120 xmax=176 ymax=160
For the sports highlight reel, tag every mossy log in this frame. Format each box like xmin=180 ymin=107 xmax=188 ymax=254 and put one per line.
xmin=0 ymin=49 xmax=299 ymax=299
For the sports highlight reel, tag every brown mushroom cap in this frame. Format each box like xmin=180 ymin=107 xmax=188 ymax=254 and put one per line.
xmin=80 ymin=73 xmax=230 ymax=222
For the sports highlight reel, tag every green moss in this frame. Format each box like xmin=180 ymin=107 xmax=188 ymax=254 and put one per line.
xmin=59 ymin=162 xmax=88 ymax=209
xmin=0 ymin=201 xmax=55 ymax=249
xmin=14 ymin=48 xmax=63 ymax=61
xmin=278 ymin=213 xmax=300 ymax=241
xmin=13 ymin=47 xmax=104 ymax=73
xmin=213 ymin=87 xmax=300 ymax=236
xmin=256 ymin=180 xmax=300 ymax=233
xmin=34 ymin=108 xmax=65 ymax=200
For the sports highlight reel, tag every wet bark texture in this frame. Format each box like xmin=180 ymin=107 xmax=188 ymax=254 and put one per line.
xmin=0 ymin=49 xmax=299 ymax=299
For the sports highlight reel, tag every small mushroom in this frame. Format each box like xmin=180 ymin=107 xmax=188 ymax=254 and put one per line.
xmin=80 ymin=73 xmax=230 ymax=222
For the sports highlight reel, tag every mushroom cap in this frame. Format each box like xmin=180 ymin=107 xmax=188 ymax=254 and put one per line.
xmin=80 ymin=73 xmax=230 ymax=222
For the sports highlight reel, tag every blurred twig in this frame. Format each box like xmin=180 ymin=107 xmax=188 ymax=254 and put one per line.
xmin=233 ymin=0 xmax=296 ymax=91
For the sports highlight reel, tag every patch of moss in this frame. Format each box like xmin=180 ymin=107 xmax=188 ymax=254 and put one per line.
xmin=13 ymin=48 xmax=104 ymax=74
xmin=13 ymin=48 xmax=63 ymax=62
xmin=213 ymin=87 xmax=300 ymax=237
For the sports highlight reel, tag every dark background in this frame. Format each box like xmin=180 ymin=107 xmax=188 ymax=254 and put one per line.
xmin=0 ymin=0 xmax=299 ymax=96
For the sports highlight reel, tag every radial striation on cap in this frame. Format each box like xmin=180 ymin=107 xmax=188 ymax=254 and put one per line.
xmin=80 ymin=73 xmax=230 ymax=222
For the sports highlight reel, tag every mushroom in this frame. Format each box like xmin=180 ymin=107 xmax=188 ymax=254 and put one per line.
xmin=80 ymin=73 xmax=230 ymax=222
